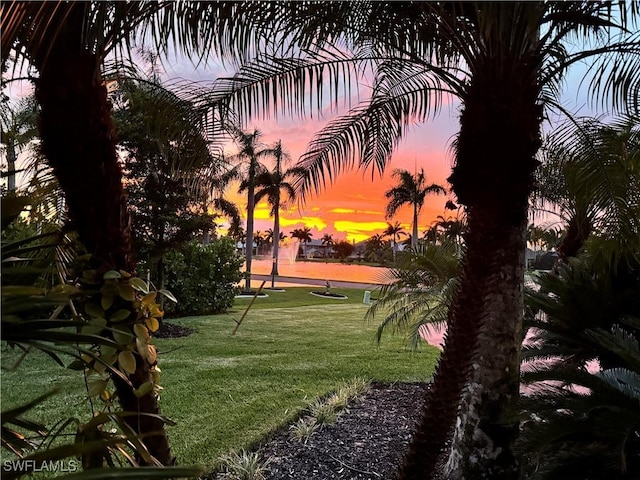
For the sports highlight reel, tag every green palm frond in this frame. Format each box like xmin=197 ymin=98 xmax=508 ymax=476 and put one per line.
xmin=366 ymin=241 xmax=460 ymax=349
xmin=520 ymin=238 xmax=640 ymax=478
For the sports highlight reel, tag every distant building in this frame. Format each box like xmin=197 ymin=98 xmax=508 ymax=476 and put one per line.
xmin=304 ymin=239 xmax=333 ymax=259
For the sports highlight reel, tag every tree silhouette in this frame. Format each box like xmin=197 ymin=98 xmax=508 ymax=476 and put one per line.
xmin=253 ymin=140 xmax=302 ymax=287
xmin=385 ymin=168 xmax=446 ymax=249
xmin=204 ymin=3 xmax=639 ymax=475
xmin=290 ymin=227 xmax=313 ymax=258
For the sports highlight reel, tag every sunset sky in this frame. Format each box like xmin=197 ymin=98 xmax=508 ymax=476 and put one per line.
xmin=6 ymin=48 xmax=593 ymax=244
xmin=162 ymin=59 xmax=463 ymax=244
xmin=163 ymin=57 xmax=591 ymax=244
xmin=224 ymin=111 xmax=460 ymax=243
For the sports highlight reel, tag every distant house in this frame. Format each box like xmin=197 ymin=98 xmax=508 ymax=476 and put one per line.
xmin=304 ymin=239 xmax=332 ymax=259
xmin=236 ymin=240 xmax=257 ymax=256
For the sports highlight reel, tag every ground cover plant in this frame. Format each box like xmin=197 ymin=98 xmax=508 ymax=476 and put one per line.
xmin=1 ymin=291 xmax=438 ymax=473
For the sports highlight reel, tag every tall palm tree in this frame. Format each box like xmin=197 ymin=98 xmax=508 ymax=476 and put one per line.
xmin=253 ymin=140 xmax=301 ymax=288
xmin=232 ymin=127 xmax=271 ymax=291
xmin=205 ymin=2 xmax=640 ymax=477
xmin=1 ymin=1 xmax=248 ymax=467
xmin=383 ymin=221 xmax=406 ymax=263
xmin=290 ymin=226 xmax=313 ymax=258
xmin=385 ymin=168 xmax=446 ymax=249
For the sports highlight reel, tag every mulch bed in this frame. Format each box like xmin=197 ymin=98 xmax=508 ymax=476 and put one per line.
xmin=257 ymin=382 xmax=430 ymax=480
xmin=153 ymin=321 xmax=195 ymax=339
xmin=309 ymin=291 xmax=349 ymax=299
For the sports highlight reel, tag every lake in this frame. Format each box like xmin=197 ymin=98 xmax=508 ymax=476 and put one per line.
xmin=249 ymin=258 xmax=392 ymax=286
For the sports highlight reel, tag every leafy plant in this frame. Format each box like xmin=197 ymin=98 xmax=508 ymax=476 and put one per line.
xmin=289 ymin=418 xmax=320 ymax=444
xmin=163 ymin=238 xmax=243 ymax=317
xmin=219 ymin=449 xmax=270 ymax=480
xmin=519 ymin=254 xmax=640 ymax=479
xmin=1 ymin=196 xmax=202 ymax=478
xmin=366 ymin=241 xmax=460 ymax=350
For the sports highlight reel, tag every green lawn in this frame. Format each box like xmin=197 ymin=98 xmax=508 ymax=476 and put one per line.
xmin=1 ymin=288 xmax=438 ymax=470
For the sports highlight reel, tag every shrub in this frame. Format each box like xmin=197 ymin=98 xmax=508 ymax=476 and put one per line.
xmin=163 ymin=238 xmax=243 ymax=317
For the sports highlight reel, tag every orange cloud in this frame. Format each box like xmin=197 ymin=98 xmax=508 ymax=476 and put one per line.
xmin=330 ymin=207 xmax=355 ymax=214
xmin=279 ymin=215 xmax=328 ymax=231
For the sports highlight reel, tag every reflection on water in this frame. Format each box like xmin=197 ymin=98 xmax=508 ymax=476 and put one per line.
xmin=248 ymin=258 xmax=392 ymax=284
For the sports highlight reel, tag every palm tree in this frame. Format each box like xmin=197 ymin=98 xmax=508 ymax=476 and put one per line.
xmin=0 ymin=95 xmax=39 ymax=193
xmin=7 ymin=1 xmax=640 ymax=477
xmin=1 ymin=1 xmax=251 ymax=467
xmin=321 ymin=233 xmax=335 ymax=258
xmin=364 ymin=233 xmax=387 ymax=264
xmin=205 ymin=3 xmax=639 ymax=476
xmin=433 ymin=215 xmax=466 ymax=247
xmin=227 ymin=216 xmax=245 ymax=248
xmin=383 ymin=221 xmax=406 ymax=263
xmin=232 ymin=127 xmax=271 ymax=291
xmin=290 ymin=227 xmax=313 ymax=258
xmin=534 ymin=115 xmax=640 ymax=263
xmin=385 ymin=168 xmax=446 ymax=249
xmin=253 ymin=140 xmax=301 ymax=288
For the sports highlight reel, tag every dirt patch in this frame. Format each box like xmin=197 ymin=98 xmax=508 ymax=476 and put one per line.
xmin=154 ymin=322 xmax=195 ymax=339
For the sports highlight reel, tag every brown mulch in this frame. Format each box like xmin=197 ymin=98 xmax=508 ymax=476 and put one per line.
xmin=257 ymin=382 xmax=430 ymax=480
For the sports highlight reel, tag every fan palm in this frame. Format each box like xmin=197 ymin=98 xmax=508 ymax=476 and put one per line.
xmin=520 ymin=255 xmax=640 ymax=479
xmin=385 ymin=168 xmax=446 ymax=249
xmin=204 ymin=3 xmax=640 ymax=476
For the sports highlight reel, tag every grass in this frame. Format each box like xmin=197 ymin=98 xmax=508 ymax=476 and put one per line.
xmin=1 ymin=288 xmax=438 ymax=471
xmin=231 ymin=286 xmax=373 ymax=309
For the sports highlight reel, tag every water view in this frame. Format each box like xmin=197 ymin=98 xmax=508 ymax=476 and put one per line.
xmin=249 ymin=258 xmax=391 ymax=285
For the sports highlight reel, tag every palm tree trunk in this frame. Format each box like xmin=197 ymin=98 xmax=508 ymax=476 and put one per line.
xmin=412 ymin=204 xmax=419 ymax=249
xmin=245 ymin=179 xmax=256 ymax=291
xmin=270 ymin=203 xmax=281 ymax=288
xmin=32 ymin=5 xmax=173 ymax=465
xmin=400 ymin=56 xmax=542 ymax=480
xmin=7 ymin=141 xmax=17 ymax=192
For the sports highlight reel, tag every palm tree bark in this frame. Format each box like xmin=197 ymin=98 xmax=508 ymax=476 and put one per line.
xmin=32 ymin=4 xmax=173 ymax=465
xmin=270 ymin=198 xmax=281 ymax=288
xmin=400 ymin=55 xmax=542 ymax=479
xmin=412 ymin=203 xmax=419 ymax=249
xmin=245 ymin=169 xmax=256 ymax=291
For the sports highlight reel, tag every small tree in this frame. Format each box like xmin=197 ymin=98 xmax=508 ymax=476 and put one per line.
xmin=113 ymin=79 xmax=216 ymax=292
xmin=333 ymin=240 xmax=355 ymax=261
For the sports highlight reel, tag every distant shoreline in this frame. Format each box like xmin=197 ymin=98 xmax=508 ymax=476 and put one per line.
xmin=251 ymin=274 xmax=385 ymax=290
